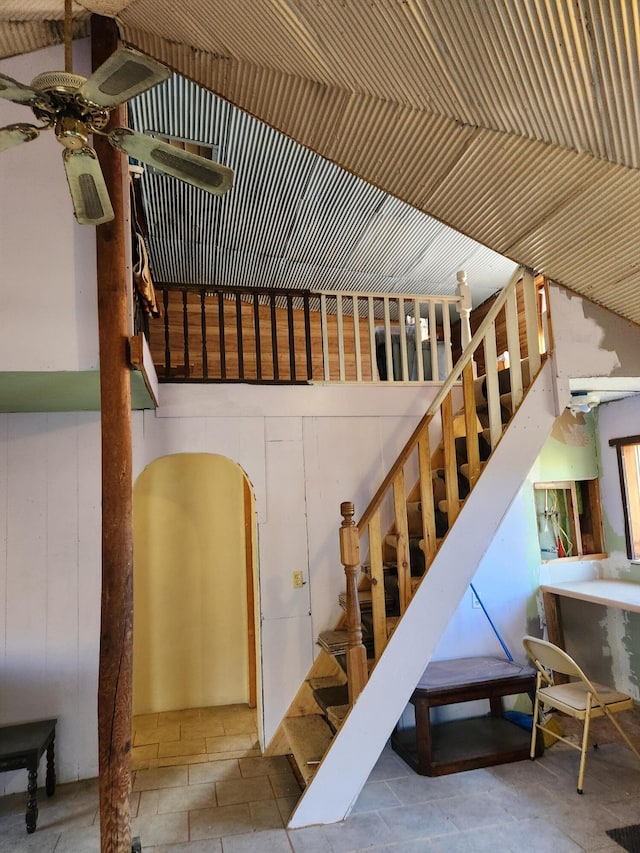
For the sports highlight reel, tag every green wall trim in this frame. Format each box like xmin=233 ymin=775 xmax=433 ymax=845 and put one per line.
xmin=0 ymin=371 xmax=155 ymax=412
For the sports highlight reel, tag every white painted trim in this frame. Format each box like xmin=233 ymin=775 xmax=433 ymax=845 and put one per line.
xmin=288 ymin=359 xmax=559 ymax=827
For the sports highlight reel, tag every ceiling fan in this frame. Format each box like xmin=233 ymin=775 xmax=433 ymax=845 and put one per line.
xmin=0 ymin=27 xmax=234 ymax=225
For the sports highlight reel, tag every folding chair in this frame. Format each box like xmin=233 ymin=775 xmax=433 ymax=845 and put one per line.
xmin=522 ymin=635 xmax=640 ymax=793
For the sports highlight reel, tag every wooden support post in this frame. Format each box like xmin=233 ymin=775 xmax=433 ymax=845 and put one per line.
xmin=91 ymin=16 xmax=134 ymax=853
xmin=340 ymin=502 xmax=368 ymax=704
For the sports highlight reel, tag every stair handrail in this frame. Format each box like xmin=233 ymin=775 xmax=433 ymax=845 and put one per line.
xmin=357 ymin=265 xmax=527 ymax=531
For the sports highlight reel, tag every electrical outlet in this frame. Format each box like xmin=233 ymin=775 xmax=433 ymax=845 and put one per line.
xmin=293 ymin=571 xmax=304 ymax=589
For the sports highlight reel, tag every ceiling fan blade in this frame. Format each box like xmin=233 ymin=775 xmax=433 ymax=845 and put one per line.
xmin=0 ymin=72 xmax=39 ymax=104
xmin=63 ymin=147 xmax=114 ymax=226
xmin=0 ymin=123 xmax=40 ymax=153
xmin=79 ymin=47 xmax=171 ymax=108
xmin=109 ymin=129 xmax=234 ymax=196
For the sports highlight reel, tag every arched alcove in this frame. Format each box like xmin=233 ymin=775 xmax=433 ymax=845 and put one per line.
xmin=133 ymin=453 xmax=257 ymax=715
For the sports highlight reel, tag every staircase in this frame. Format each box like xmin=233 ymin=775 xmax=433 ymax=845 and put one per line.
xmin=269 ymin=267 xmax=559 ymax=827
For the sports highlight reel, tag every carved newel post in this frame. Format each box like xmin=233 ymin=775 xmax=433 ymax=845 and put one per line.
xmin=340 ymin=502 xmax=368 ymax=704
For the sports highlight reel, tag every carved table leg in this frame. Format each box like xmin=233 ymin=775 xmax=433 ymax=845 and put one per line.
xmin=46 ymin=738 xmax=56 ymax=797
xmin=26 ymin=767 xmax=38 ymax=834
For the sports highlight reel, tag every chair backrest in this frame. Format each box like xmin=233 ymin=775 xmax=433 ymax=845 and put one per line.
xmin=523 ymin=635 xmax=596 ymax=688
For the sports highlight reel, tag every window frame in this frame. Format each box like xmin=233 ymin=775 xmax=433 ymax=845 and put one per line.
xmin=609 ymin=434 xmax=640 ymax=560
xmin=533 ymin=478 xmax=606 ymax=563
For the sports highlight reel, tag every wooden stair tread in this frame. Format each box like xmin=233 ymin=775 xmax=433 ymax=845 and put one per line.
xmin=326 ymin=704 xmax=350 ymax=731
xmin=317 ymin=629 xmax=350 ymax=655
xmin=282 ymin=715 xmax=334 ymax=785
xmin=312 ymin=683 xmax=349 ymax=712
xmin=308 ymin=674 xmax=346 ymax=691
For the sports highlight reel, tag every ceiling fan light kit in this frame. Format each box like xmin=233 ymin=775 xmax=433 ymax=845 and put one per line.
xmin=0 ymin=46 xmax=235 ymax=225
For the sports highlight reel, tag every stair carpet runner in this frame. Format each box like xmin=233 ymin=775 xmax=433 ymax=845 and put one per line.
xmin=285 ymin=359 xmax=529 ymax=785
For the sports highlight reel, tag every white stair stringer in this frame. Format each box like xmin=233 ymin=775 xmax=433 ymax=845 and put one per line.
xmin=288 ymin=358 xmax=561 ymax=828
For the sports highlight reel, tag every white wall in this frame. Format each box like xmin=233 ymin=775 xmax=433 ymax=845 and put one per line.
xmin=0 ymin=42 xmax=99 ymax=372
xmin=135 ymin=382 xmax=441 ymax=744
xmin=595 ymin=393 xmax=640 ymax=698
xmin=0 ymin=412 xmax=101 ymax=795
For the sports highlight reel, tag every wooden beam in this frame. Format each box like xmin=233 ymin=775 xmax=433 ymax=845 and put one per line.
xmin=91 ymin=16 xmax=134 ymax=853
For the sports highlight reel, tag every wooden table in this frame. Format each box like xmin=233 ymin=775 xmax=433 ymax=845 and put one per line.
xmin=391 ymin=656 xmax=538 ymax=776
xmin=541 ymin=579 xmax=640 ymax=650
xmin=0 ymin=719 xmax=57 ymax=833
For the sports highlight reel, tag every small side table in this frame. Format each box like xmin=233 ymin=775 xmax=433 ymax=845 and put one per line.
xmin=0 ymin=718 xmax=57 ymax=833
xmin=392 ymin=657 xmax=538 ymax=776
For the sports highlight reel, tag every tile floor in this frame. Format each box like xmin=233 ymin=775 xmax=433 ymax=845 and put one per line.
xmin=1 ymin=705 xmax=640 ymax=852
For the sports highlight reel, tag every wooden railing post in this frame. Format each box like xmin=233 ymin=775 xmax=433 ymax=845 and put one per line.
xmin=340 ymin=502 xmax=368 ymax=704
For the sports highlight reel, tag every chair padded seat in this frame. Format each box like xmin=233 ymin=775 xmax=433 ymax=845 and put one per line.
xmin=540 ymin=680 xmax=633 ymax=711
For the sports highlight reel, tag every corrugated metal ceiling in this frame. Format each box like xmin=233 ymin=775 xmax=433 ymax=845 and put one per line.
xmin=2 ymin=1 xmax=640 ymax=323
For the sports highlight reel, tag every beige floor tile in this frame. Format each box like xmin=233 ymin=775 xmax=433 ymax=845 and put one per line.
xmin=138 ymin=789 xmax=160 ymax=816
xmin=221 ymin=716 xmax=259 ymax=736
xmin=157 ymin=782 xmax=216 ymax=814
xmin=215 ymin=776 xmax=275 ymax=807
xmin=249 ymin=799 xmax=285 ymax=830
xmin=134 ymin=723 xmax=181 ymax=745
xmin=158 ymin=708 xmax=203 ymax=725
xmin=189 ymin=759 xmax=242 ymax=785
xmin=206 ymin=747 xmax=262 ymax=762
xmin=189 ymin=803 xmax=253 ymax=840
xmin=131 ymin=744 xmax=159 ymax=769
xmin=206 ymin=734 xmax=255 ymax=754
xmin=239 ymin=755 xmax=291 ymax=778
xmin=269 ymin=772 xmax=302 ymax=798
xmin=131 ymin=811 xmax=189 ymax=846
xmin=222 ymin=828 xmax=292 ymax=853
xmin=132 ymin=765 xmax=188 ymax=792
xmin=180 ymin=719 xmax=226 ymax=739
xmin=132 ymin=713 xmax=159 ymax=730
xmin=154 ymin=753 xmax=212 ymax=769
xmin=158 ymin=738 xmax=207 ymax=758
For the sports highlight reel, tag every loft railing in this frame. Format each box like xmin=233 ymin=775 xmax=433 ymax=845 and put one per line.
xmin=338 ymin=268 xmax=552 ymax=700
xmin=148 ymin=281 xmax=470 ymax=384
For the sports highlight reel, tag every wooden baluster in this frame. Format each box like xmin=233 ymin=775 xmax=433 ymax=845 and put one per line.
xmin=368 ymin=511 xmax=388 ymax=661
xmin=270 ymin=294 xmax=279 ymax=381
xmin=337 ymin=294 xmax=346 ymax=382
xmin=441 ymin=392 xmax=461 ymax=526
xmin=398 ymin=298 xmax=409 ymax=381
xmin=414 ymin=299 xmax=424 ymax=382
xmin=253 ymin=293 xmax=262 ymax=381
xmin=286 ymin=293 xmax=295 ymax=381
xmin=163 ymin=288 xmax=170 ymax=379
xmin=393 ymin=471 xmax=412 ymax=613
xmin=200 ymin=290 xmax=208 ymax=380
xmin=303 ymin=293 xmax=313 ymax=380
xmin=523 ymin=269 xmax=541 ymax=375
xmin=418 ymin=432 xmax=436 ymax=564
xmin=236 ymin=292 xmax=245 ymax=381
xmin=218 ymin=292 xmax=227 ymax=380
xmin=384 ymin=298 xmax=393 ymax=381
xmin=429 ymin=301 xmax=438 ymax=380
xmin=340 ymin=502 xmax=368 ymax=704
xmin=368 ymin=296 xmax=377 ymax=381
xmin=505 ymin=285 xmax=523 ymax=405
xmin=462 ymin=362 xmax=481 ymax=487
xmin=483 ymin=326 xmax=502 ymax=448
xmin=181 ymin=290 xmax=190 ymax=379
xmin=353 ymin=296 xmax=362 ymax=382
xmin=320 ymin=293 xmax=330 ymax=380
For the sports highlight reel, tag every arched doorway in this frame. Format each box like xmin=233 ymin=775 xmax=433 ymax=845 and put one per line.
xmin=132 ymin=453 xmax=258 ymax=715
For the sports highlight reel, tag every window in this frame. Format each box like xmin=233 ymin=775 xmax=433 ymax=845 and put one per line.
xmin=534 ymin=479 xmax=605 ymax=562
xmin=609 ymin=436 xmax=640 ymax=560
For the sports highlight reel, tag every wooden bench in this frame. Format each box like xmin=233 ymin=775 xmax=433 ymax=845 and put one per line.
xmin=391 ymin=656 xmax=538 ymax=776
xmin=0 ymin=718 xmax=57 ymax=833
